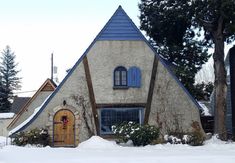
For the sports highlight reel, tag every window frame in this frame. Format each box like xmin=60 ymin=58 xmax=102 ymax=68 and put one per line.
xmin=99 ymin=107 xmax=144 ymax=135
xmin=113 ymin=66 xmax=128 ymax=89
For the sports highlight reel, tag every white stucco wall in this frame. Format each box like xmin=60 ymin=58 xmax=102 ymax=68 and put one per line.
xmin=149 ymin=61 xmax=203 ymax=134
xmin=87 ymin=41 xmax=154 ymax=104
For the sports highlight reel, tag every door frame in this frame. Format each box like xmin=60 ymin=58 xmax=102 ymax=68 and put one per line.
xmin=52 ymin=109 xmax=76 ymax=147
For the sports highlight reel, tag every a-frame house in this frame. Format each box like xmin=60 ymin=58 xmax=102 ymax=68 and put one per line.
xmin=8 ymin=6 xmax=204 ymax=147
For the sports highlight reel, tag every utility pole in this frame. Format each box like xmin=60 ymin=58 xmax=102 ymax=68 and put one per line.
xmin=51 ymin=53 xmax=53 ymax=81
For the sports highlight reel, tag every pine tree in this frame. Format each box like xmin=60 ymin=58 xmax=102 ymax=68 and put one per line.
xmin=139 ymin=0 xmax=235 ymax=140
xmin=0 ymin=46 xmax=21 ymax=112
xmin=139 ymin=0 xmax=210 ymax=95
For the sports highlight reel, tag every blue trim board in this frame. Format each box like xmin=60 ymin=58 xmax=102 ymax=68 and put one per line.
xmin=12 ymin=6 xmax=201 ymax=135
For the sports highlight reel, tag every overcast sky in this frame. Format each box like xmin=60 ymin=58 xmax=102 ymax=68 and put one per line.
xmin=0 ymin=0 xmax=234 ymax=97
xmin=0 ymin=0 xmax=140 ymax=96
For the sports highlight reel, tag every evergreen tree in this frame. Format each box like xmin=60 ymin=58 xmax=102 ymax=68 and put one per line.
xmin=139 ymin=0 xmax=210 ymax=95
xmin=0 ymin=80 xmax=9 ymax=113
xmin=139 ymin=0 xmax=235 ymax=140
xmin=0 ymin=46 xmax=21 ymax=112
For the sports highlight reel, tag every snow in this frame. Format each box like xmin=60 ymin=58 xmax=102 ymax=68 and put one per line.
xmin=8 ymin=106 xmax=41 ymax=136
xmin=8 ymin=93 xmax=52 ymax=136
xmin=0 ymin=136 xmax=11 ymax=148
xmin=0 ymin=113 xmax=15 ymax=119
xmin=198 ymin=101 xmax=211 ymax=116
xmin=78 ymin=136 xmax=118 ymax=149
xmin=1 ymin=136 xmax=235 ymax=163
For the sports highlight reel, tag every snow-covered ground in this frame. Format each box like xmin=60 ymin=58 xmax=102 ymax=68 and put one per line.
xmin=0 ymin=136 xmax=235 ymax=163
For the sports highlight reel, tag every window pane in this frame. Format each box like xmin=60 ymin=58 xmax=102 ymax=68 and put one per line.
xmin=114 ymin=71 xmax=120 ymax=86
xmin=121 ymin=71 xmax=127 ymax=85
xmin=100 ymin=108 xmax=142 ymax=134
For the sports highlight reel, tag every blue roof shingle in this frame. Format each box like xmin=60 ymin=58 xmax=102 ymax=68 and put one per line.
xmin=97 ymin=6 xmax=143 ymax=41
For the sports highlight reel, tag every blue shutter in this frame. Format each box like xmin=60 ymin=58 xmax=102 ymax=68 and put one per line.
xmin=128 ymin=67 xmax=141 ymax=87
xmin=128 ymin=68 xmax=133 ymax=86
xmin=135 ymin=67 xmax=141 ymax=87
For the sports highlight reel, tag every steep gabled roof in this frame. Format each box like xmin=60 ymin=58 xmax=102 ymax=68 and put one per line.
xmin=9 ymin=6 xmax=201 ymax=135
xmin=7 ymin=79 xmax=57 ymax=129
xmin=97 ymin=6 xmax=143 ymax=40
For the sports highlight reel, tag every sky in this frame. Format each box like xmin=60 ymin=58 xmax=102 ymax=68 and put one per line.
xmin=0 ymin=0 xmax=234 ymax=97
xmin=0 ymin=0 xmax=141 ymax=96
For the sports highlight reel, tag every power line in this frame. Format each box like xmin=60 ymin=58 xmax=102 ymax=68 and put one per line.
xmin=14 ymin=90 xmax=37 ymax=94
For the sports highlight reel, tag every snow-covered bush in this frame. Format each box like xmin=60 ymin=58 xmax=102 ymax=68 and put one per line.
xmin=112 ymin=122 xmax=159 ymax=146
xmin=12 ymin=128 xmax=49 ymax=147
xmin=164 ymin=121 xmax=205 ymax=146
xmin=165 ymin=130 xmax=205 ymax=146
xmin=164 ymin=134 xmax=190 ymax=144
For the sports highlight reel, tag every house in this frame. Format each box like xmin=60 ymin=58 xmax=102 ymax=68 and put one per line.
xmin=7 ymin=79 xmax=57 ymax=132
xmin=8 ymin=6 xmax=204 ymax=147
xmin=0 ymin=113 xmax=15 ymax=136
xmin=0 ymin=97 xmax=30 ymax=136
xmin=225 ymin=46 xmax=235 ymax=137
xmin=10 ymin=97 xmax=30 ymax=114
xmin=210 ymin=46 xmax=235 ymax=138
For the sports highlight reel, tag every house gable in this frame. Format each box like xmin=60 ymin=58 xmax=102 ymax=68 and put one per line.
xmin=7 ymin=79 xmax=57 ymax=130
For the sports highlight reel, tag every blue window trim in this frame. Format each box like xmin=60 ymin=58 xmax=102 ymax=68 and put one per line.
xmin=99 ymin=107 xmax=144 ymax=135
xmin=113 ymin=66 xmax=128 ymax=89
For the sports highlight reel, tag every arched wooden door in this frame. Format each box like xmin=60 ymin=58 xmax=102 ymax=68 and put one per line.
xmin=53 ymin=109 xmax=75 ymax=147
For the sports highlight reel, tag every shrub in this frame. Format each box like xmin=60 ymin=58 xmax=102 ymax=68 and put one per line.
xmin=164 ymin=121 xmax=205 ymax=146
xmin=112 ymin=122 xmax=160 ymax=146
xmin=12 ymin=128 xmax=50 ymax=147
xmin=164 ymin=134 xmax=188 ymax=144
xmin=189 ymin=121 xmax=205 ymax=146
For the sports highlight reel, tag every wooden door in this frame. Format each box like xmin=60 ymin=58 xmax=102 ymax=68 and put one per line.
xmin=53 ymin=109 xmax=75 ymax=147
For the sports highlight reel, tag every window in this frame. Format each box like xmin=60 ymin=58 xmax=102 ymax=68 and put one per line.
xmin=128 ymin=66 xmax=141 ymax=87
xmin=100 ymin=107 xmax=144 ymax=134
xmin=113 ymin=66 xmax=127 ymax=87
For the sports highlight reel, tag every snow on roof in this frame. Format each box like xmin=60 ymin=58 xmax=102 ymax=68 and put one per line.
xmin=8 ymin=93 xmax=52 ymax=136
xmin=198 ymin=101 xmax=211 ymax=116
xmin=0 ymin=113 xmax=15 ymax=119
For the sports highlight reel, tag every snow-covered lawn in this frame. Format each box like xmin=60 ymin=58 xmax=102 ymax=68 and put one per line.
xmin=1 ymin=136 xmax=235 ymax=163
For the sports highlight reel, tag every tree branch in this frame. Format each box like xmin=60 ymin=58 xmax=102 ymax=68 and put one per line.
xmin=199 ymin=18 xmax=214 ymax=32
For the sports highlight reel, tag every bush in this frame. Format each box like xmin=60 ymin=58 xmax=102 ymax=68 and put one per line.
xmin=164 ymin=122 xmax=205 ymax=146
xmin=112 ymin=122 xmax=160 ymax=146
xmin=12 ymin=128 xmax=50 ymax=147
xmin=164 ymin=133 xmax=188 ymax=144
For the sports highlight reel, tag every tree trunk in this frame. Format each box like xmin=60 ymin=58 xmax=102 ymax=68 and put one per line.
xmin=213 ymin=17 xmax=227 ymax=140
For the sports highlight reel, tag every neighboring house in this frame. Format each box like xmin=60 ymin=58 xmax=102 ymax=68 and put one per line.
xmin=7 ymin=79 xmax=57 ymax=132
xmin=211 ymin=46 xmax=235 ymax=137
xmin=8 ymin=6 xmax=204 ymax=147
xmin=10 ymin=97 xmax=30 ymax=114
xmin=0 ymin=97 xmax=29 ymax=136
xmin=198 ymin=101 xmax=214 ymax=134
xmin=0 ymin=113 xmax=15 ymax=136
